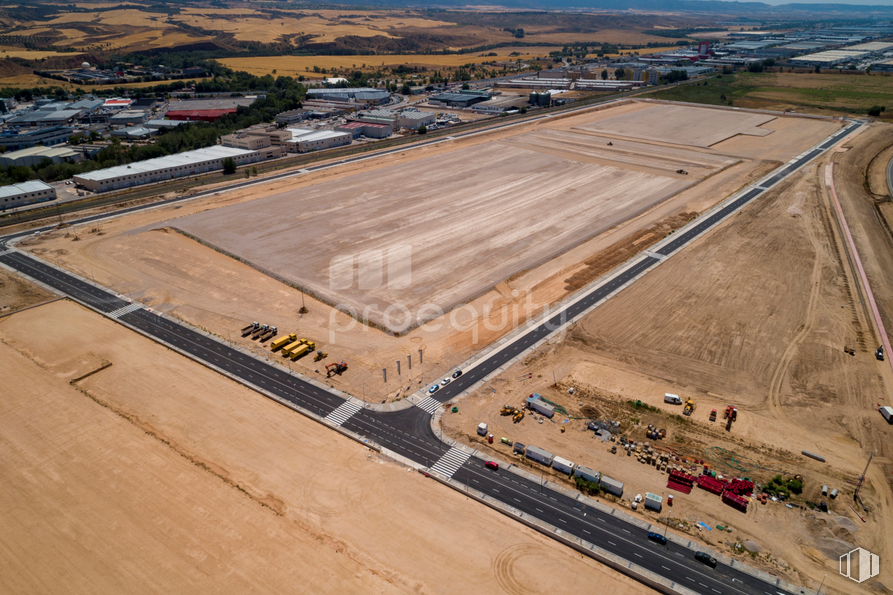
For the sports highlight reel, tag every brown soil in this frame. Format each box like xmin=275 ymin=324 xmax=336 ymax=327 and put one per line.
xmin=0 ymin=266 xmax=54 ymax=314
xmin=18 ymin=102 xmax=843 ymax=406
xmin=0 ymin=299 xmax=653 ymax=595
xmin=446 ymin=138 xmax=893 ymax=595
xmin=564 ymin=210 xmax=697 ymax=292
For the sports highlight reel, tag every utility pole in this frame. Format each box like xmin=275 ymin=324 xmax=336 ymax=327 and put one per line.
xmin=407 ymin=354 xmax=412 ymax=390
xmin=418 ymin=348 xmax=424 ymax=386
xmin=383 ymin=367 xmax=388 ymax=401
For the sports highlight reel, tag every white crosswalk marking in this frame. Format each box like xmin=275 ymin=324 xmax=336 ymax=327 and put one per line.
xmin=325 ymin=400 xmax=362 ymax=427
xmin=416 ymin=396 xmax=441 ymax=414
xmin=430 ymin=448 xmax=471 ymax=479
xmin=108 ymin=302 xmax=142 ymax=319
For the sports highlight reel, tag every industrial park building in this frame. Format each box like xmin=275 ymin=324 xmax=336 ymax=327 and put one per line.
xmin=0 ymin=127 xmax=73 ymax=151
xmin=0 ymin=145 xmax=82 ymax=168
xmin=73 ymin=146 xmax=264 ymax=192
xmin=285 ymin=130 xmax=351 ymax=153
xmin=0 ymin=181 xmax=56 ymax=210
xmin=429 ymin=91 xmax=491 ymax=107
xmin=335 ymin=121 xmax=391 ymax=139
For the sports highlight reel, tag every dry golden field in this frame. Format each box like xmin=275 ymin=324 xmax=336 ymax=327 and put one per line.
xmin=218 ymin=48 xmax=559 ymax=77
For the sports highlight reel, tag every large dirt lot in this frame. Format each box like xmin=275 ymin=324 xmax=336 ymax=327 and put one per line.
xmin=172 ymin=115 xmax=735 ymax=332
xmin=575 ymin=102 xmax=776 ymax=148
xmin=0 ymin=299 xmax=652 ymax=595
xmin=19 ymin=101 xmax=841 ymax=404
xmin=443 ymin=128 xmax=893 ymax=594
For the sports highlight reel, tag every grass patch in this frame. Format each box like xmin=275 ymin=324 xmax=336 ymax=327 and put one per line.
xmin=644 ymin=71 xmax=893 ymax=116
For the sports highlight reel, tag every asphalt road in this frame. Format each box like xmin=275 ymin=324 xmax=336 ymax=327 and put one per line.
xmin=0 ymin=116 xmax=860 ymax=595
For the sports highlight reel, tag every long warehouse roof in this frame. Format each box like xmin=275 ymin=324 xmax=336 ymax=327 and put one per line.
xmin=74 ymin=146 xmax=254 ymax=182
xmin=0 ymin=180 xmax=54 ymax=198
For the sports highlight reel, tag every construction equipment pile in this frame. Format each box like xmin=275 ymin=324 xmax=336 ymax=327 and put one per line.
xmin=500 ymin=404 xmax=525 ymax=423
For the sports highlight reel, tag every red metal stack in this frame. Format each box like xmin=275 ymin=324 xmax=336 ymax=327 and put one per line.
xmin=722 ymin=491 xmax=749 ymax=512
xmin=724 ymin=478 xmax=754 ymax=496
xmin=667 ymin=470 xmax=695 ymax=494
xmin=696 ymin=474 xmax=727 ymax=495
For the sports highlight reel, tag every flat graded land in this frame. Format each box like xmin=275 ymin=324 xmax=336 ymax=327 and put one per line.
xmin=22 ymin=101 xmax=843 ymax=402
xmin=0 ymin=299 xmax=652 ymax=595
xmin=575 ymin=103 xmax=776 ymax=148
xmin=173 ymin=116 xmax=728 ymax=332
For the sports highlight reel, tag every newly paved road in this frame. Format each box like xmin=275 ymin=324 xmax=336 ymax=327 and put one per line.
xmin=0 ymin=116 xmax=859 ymax=595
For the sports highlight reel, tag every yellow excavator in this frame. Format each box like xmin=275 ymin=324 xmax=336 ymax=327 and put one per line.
xmin=683 ymin=398 xmax=695 ymax=416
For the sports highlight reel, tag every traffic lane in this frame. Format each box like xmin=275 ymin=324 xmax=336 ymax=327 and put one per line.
xmin=344 ymin=408 xmax=449 ymax=466
xmin=461 ymin=459 xmax=785 ymax=595
xmin=0 ymin=251 xmax=124 ymax=312
xmin=124 ymin=308 xmax=344 ymax=416
xmin=432 ymin=257 xmax=656 ymax=403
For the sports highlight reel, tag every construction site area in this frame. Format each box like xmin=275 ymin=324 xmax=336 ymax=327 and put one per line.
xmin=5 ymin=99 xmax=893 ymax=593
xmin=441 ymin=123 xmax=893 ymax=593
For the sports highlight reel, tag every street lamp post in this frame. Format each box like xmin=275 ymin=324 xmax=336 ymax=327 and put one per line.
xmin=816 ymin=574 xmax=827 ymax=595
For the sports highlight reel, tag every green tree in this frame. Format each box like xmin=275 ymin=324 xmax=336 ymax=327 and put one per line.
xmin=601 ymin=69 xmax=608 ymax=80
xmin=222 ymin=157 xmax=236 ymax=175
xmin=417 ymin=125 xmax=427 ymax=134
xmin=868 ymin=105 xmax=886 ymax=117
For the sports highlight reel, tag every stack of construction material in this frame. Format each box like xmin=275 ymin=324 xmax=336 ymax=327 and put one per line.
xmin=721 ymin=491 xmax=748 ymax=512
xmin=724 ymin=478 xmax=754 ymax=496
xmin=667 ymin=469 xmax=695 ymax=494
xmin=696 ymin=474 xmax=727 ymax=495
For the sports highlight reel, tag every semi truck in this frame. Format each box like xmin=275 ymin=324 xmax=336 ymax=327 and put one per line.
xmin=271 ymin=333 xmax=297 ymax=351
xmin=281 ymin=338 xmax=306 ymax=356
xmin=290 ymin=341 xmax=316 ymax=360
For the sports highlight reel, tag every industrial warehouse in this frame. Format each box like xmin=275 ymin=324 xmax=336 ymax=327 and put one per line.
xmin=0 ymin=180 xmax=56 ymax=209
xmin=73 ymin=146 xmax=265 ymax=192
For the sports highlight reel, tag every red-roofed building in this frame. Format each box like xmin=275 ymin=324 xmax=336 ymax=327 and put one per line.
xmin=165 ymin=109 xmax=236 ymax=122
xmin=103 ymin=98 xmax=133 ymax=108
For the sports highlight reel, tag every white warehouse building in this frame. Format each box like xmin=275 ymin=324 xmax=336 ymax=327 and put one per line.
xmin=0 ymin=180 xmax=57 ymax=210
xmin=74 ymin=146 xmax=265 ymax=192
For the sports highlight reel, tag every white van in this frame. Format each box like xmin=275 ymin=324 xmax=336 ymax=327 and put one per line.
xmin=664 ymin=393 xmax=682 ymax=405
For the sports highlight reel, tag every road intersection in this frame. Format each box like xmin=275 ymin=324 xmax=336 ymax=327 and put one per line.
xmin=0 ymin=112 xmax=861 ymax=595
